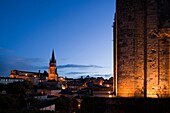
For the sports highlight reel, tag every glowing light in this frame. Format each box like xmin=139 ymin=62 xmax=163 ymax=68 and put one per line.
xmin=109 ymin=95 xmax=112 ymax=98
xmin=60 ymin=77 xmax=65 ymax=81
xmin=108 ymin=91 xmax=111 ymax=94
xmin=78 ymin=103 xmax=81 ymax=109
xmin=62 ymin=85 xmax=66 ymax=90
xmin=41 ymin=91 xmax=44 ymax=94
xmin=107 ymin=84 xmax=110 ymax=87
xmin=99 ymin=81 xmax=103 ymax=85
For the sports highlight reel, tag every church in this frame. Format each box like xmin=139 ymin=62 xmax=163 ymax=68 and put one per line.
xmin=10 ymin=50 xmax=59 ymax=84
xmin=48 ymin=50 xmax=58 ymax=81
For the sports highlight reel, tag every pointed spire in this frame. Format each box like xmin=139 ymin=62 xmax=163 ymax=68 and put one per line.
xmin=51 ymin=49 xmax=56 ymax=63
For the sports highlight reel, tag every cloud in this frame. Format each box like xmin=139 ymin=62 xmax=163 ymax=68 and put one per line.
xmin=0 ymin=47 xmax=13 ymax=53
xmin=76 ymin=74 xmax=112 ymax=79
xmin=92 ymin=74 xmax=112 ymax=78
xmin=0 ymin=55 xmax=108 ymax=79
xmin=57 ymin=64 xmax=103 ymax=69
xmin=0 ymin=55 xmax=46 ymax=76
xmin=66 ymin=72 xmax=88 ymax=75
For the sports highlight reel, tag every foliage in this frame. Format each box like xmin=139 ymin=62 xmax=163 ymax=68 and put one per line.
xmin=54 ymin=95 xmax=72 ymax=112
xmin=0 ymin=109 xmax=55 ymax=113
xmin=22 ymin=80 xmax=33 ymax=89
xmin=81 ymin=97 xmax=107 ymax=113
xmin=0 ymin=95 xmax=20 ymax=109
xmin=6 ymin=82 xmax=26 ymax=95
xmin=0 ymin=81 xmax=81 ymax=112
xmin=0 ymin=83 xmax=6 ymax=92
xmin=53 ymin=95 xmax=81 ymax=113
xmin=0 ymin=80 xmax=34 ymax=96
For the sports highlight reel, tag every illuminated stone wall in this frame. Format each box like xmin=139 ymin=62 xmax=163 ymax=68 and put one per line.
xmin=114 ymin=0 xmax=170 ymax=97
xmin=48 ymin=66 xmax=58 ymax=81
xmin=115 ymin=0 xmax=136 ymax=97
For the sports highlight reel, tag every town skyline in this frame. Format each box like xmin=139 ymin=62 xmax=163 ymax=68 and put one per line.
xmin=1 ymin=0 xmax=170 ymax=112
xmin=0 ymin=0 xmax=116 ymax=79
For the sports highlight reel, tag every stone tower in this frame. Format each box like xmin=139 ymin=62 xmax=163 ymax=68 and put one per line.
xmin=114 ymin=0 xmax=170 ymax=98
xmin=48 ymin=50 xmax=58 ymax=81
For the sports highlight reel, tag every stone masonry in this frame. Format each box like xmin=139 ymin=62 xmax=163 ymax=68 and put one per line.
xmin=114 ymin=0 xmax=170 ymax=97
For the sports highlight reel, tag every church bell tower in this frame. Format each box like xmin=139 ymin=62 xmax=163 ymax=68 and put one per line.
xmin=48 ymin=50 xmax=58 ymax=81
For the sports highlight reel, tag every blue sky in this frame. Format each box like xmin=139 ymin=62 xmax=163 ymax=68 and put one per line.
xmin=0 ymin=0 xmax=116 ymax=79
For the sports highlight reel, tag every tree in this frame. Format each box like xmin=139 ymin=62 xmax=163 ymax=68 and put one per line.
xmin=22 ymin=80 xmax=33 ymax=89
xmin=0 ymin=83 xmax=5 ymax=92
xmin=6 ymin=82 xmax=26 ymax=95
xmin=54 ymin=96 xmax=72 ymax=112
xmin=0 ymin=95 xmax=20 ymax=109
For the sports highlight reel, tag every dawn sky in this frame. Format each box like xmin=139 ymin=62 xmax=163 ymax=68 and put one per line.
xmin=0 ymin=0 xmax=116 ymax=79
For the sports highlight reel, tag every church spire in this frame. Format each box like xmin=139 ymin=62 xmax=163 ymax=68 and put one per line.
xmin=50 ymin=49 xmax=56 ymax=63
xmin=48 ymin=49 xmax=58 ymax=81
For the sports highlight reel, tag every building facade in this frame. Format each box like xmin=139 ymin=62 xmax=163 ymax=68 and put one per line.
xmin=114 ymin=0 xmax=170 ymax=97
xmin=10 ymin=50 xmax=58 ymax=83
xmin=10 ymin=70 xmax=47 ymax=85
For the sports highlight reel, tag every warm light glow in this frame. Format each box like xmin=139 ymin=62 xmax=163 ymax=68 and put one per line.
xmin=25 ymin=74 xmax=27 ymax=76
xmin=59 ymin=77 xmax=65 ymax=82
xmin=60 ymin=77 xmax=63 ymax=80
xmin=118 ymin=88 xmax=133 ymax=97
xmin=78 ymin=103 xmax=81 ymax=109
xmin=41 ymin=91 xmax=44 ymax=94
xmin=107 ymin=84 xmax=110 ymax=87
xmin=62 ymin=85 xmax=66 ymax=90
xmin=99 ymin=81 xmax=103 ymax=85
xmin=10 ymin=74 xmax=14 ymax=78
xmin=108 ymin=91 xmax=111 ymax=94
xmin=109 ymin=95 xmax=112 ymax=98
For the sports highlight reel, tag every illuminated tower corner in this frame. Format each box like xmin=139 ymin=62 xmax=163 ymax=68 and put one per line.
xmin=114 ymin=0 xmax=170 ymax=98
xmin=48 ymin=50 xmax=58 ymax=81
